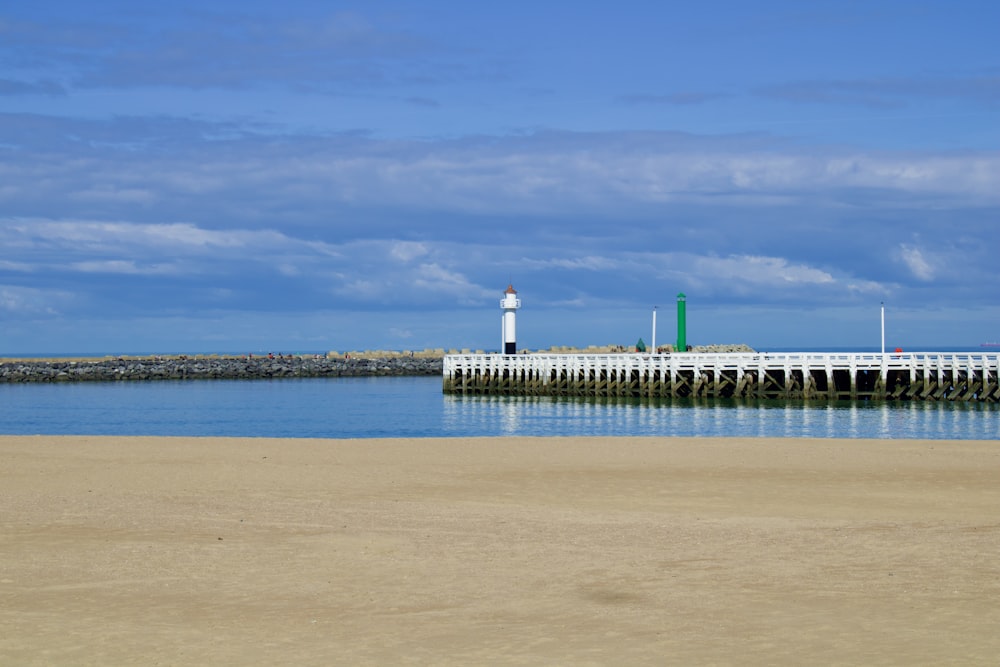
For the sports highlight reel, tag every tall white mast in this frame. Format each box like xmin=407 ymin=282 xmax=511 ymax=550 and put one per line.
xmin=881 ymin=302 xmax=885 ymax=355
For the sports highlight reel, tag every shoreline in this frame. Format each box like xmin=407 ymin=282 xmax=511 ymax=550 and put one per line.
xmin=3 ymin=434 xmax=999 ymax=665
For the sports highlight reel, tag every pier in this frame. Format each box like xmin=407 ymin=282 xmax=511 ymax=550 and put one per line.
xmin=443 ymin=352 xmax=1000 ymax=402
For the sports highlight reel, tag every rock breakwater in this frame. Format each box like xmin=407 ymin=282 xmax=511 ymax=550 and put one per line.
xmin=0 ymin=355 xmax=443 ymax=383
xmin=1 ymin=344 xmax=755 ymax=384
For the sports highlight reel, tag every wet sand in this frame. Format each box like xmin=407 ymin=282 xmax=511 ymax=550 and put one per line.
xmin=3 ymin=435 xmax=1000 ymax=665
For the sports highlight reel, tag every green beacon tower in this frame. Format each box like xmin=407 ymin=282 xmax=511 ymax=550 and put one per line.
xmin=676 ymin=293 xmax=687 ymax=352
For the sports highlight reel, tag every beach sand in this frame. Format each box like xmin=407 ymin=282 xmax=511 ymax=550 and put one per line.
xmin=2 ymin=435 xmax=999 ymax=665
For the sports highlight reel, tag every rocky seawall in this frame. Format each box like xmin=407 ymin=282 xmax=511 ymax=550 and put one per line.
xmin=0 ymin=356 xmax=443 ymax=383
xmin=1 ymin=344 xmax=755 ymax=383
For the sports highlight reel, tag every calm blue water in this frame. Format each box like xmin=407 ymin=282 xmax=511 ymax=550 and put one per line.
xmin=1 ymin=376 xmax=997 ymax=440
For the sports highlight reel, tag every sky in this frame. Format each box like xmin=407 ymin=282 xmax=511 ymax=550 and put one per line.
xmin=1 ymin=0 xmax=998 ymax=355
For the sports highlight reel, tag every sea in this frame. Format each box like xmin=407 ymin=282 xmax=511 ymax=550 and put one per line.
xmin=2 ymin=347 xmax=998 ymax=440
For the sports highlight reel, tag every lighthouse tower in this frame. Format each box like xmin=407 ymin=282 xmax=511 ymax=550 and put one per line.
xmin=500 ymin=284 xmax=521 ymax=355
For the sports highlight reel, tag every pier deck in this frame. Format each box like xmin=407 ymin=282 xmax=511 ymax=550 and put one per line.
xmin=443 ymin=352 xmax=1000 ymax=402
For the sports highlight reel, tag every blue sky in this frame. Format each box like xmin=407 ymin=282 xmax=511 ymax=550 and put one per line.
xmin=2 ymin=0 xmax=998 ymax=354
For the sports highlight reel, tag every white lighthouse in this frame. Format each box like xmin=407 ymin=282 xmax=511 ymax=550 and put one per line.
xmin=500 ymin=284 xmax=521 ymax=355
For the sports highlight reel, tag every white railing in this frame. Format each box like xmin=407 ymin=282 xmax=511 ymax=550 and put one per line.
xmin=444 ymin=352 xmax=1000 ymax=374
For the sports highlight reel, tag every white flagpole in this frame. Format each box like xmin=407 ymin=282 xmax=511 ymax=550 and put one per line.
xmin=881 ymin=302 xmax=885 ymax=355
xmin=651 ymin=306 xmax=657 ymax=353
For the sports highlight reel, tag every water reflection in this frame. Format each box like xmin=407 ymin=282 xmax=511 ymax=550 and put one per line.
xmin=1 ymin=376 xmax=996 ymax=440
xmin=442 ymin=394 xmax=1000 ymax=440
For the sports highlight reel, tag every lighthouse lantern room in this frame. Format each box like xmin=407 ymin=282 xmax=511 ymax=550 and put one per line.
xmin=500 ymin=284 xmax=521 ymax=354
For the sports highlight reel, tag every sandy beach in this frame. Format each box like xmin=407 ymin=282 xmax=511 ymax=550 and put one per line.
xmin=2 ymin=435 xmax=999 ymax=665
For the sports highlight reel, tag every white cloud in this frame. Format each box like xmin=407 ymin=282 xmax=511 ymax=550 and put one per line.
xmin=6 ymin=127 xmax=999 ymax=226
xmin=897 ymin=244 xmax=935 ymax=281
xmin=1 ymin=218 xmax=343 ymax=278
xmin=0 ymin=285 xmax=72 ymax=315
xmin=523 ymin=256 xmax=620 ymax=271
xmin=337 ymin=278 xmax=385 ymax=300
xmin=846 ymin=280 xmax=889 ymax=295
xmin=693 ymin=255 xmax=836 ymax=286
xmin=390 ymin=241 xmax=429 ymax=262
xmin=71 ymin=259 xmax=182 ymax=275
xmin=413 ymin=263 xmax=493 ymax=303
xmin=10 ymin=219 xmax=259 ymax=250
xmin=319 ymin=141 xmax=1000 ymax=211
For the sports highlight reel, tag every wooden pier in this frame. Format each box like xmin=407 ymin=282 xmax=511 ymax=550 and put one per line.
xmin=443 ymin=352 xmax=1000 ymax=402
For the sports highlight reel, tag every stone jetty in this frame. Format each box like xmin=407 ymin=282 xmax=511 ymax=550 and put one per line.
xmin=0 ymin=344 xmax=752 ymax=385
xmin=0 ymin=354 xmax=443 ymax=383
